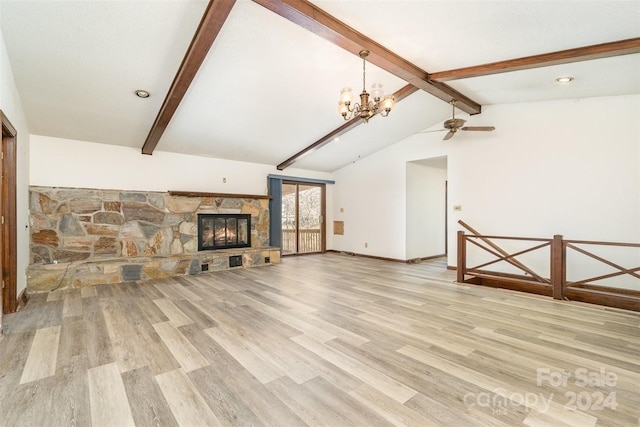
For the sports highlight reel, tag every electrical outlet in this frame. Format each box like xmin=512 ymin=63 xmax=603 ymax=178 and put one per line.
xmin=222 ymin=177 xmax=227 ymax=183
xmin=453 ymin=205 xmax=462 ymax=212
xmin=364 ymin=242 xmax=368 ymax=248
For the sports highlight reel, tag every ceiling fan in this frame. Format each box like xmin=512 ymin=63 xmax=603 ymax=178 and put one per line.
xmin=424 ymin=100 xmax=495 ymax=140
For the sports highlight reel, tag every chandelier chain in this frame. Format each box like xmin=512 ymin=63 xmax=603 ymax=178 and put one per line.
xmin=362 ymin=54 xmax=366 ymax=92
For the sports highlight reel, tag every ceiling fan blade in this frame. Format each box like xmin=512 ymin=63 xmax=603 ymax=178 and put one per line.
xmin=443 ymin=131 xmax=455 ymax=141
xmin=418 ymin=129 xmax=447 ymax=134
xmin=461 ymin=126 xmax=495 ymax=131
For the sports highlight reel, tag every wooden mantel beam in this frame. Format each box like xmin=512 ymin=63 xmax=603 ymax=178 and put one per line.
xmin=430 ymin=37 xmax=640 ymax=82
xmin=251 ymin=0 xmax=482 ymax=115
xmin=141 ymin=0 xmax=236 ymax=155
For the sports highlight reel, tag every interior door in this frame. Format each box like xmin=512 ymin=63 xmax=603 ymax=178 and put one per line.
xmin=1 ymin=110 xmax=17 ymax=316
xmin=0 ymin=142 xmax=3 ymax=322
xmin=281 ymin=181 xmax=325 ymax=255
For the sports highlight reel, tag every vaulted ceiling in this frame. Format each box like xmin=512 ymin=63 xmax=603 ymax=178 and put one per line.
xmin=1 ymin=1 xmax=638 ymax=172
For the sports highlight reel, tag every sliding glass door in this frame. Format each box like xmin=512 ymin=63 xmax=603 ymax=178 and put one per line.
xmin=281 ymin=181 xmax=325 ymax=255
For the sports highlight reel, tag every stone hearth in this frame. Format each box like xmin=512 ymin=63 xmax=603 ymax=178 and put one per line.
xmin=27 ymin=186 xmax=278 ymax=291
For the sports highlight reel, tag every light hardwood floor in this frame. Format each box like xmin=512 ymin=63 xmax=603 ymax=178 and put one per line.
xmin=1 ymin=253 xmax=638 ymax=426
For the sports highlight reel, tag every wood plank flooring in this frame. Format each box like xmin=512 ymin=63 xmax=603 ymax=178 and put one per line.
xmin=1 ymin=253 xmax=638 ymax=426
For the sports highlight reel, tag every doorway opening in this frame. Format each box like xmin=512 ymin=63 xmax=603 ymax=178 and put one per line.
xmin=406 ymin=156 xmax=448 ymax=261
xmin=281 ymin=181 xmax=325 ymax=255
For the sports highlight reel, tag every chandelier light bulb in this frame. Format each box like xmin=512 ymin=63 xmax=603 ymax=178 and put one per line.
xmin=371 ymin=83 xmax=384 ymax=102
xmin=382 ymin=95 xmax=395 ymax=111
xmin=338 ymin=102 xmax=349 ymax=116
xmin=340 ymin=87 xmax=354 ymax=104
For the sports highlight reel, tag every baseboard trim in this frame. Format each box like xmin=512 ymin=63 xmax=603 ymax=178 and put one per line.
xmin=326 ymin=249 xmax=406 ymax=263
xmin=327 ymin=250 xmax=448 ymax=265
xmin=407 ymin=254 xmax=447 ymax=264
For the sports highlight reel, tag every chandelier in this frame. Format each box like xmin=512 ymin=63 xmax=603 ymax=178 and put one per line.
xmin=338 ymin=50 xmax=395 ymax=123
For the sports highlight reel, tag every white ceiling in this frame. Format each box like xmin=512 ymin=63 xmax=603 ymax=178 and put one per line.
xmin=1 ymin=0 xmax=639 ymax=172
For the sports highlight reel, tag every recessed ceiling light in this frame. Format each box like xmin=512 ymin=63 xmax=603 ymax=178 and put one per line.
xmin=135 ymin=89 xmax=150 ymax=98
xmin=333 ymin=137 xmax=340 ymax=143
xmin=555 ymin=76 xmax=574 ymax=83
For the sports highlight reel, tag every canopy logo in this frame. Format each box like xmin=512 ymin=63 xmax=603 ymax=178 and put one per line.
xmin=463 ymin=389 xmax=552 ymax=416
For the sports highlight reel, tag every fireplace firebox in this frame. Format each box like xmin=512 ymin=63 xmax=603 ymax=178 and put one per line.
xmin=198 ymin=214 xmax=251 ymax=251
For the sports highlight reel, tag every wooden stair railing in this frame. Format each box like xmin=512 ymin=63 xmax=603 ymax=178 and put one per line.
xmin=457 ymin=221 xmax=640 ymax=312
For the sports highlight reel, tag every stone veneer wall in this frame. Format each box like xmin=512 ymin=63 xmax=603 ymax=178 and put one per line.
xmin=27 ymin=186 xmax=278 ymax=291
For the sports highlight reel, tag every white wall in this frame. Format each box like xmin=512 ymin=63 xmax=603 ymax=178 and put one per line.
xmin=451 ymin=96 xmax=639 ymax=243
xmin=331 ymin=149 xmax=407 ymax=259
xmin=30 ymin=135 xmax=333 ymax=194
xmin=406 ymin=162 xmax=447 ymax=260
xmin=1 ymin=31 xmax=30 ymax=309
xmin=332 ymin=95 xmax=640 ymax=271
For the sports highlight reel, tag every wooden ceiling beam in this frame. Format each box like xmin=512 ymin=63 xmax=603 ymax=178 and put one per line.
xmin=141 ymin=0 xmax=236 ymax=155
xmin=251 ymin=0 xmax=482 ymax=115
xmin=430 ymin=37 xmax=640 ymax=82
xmin=276 ymin=84 xmax=418 ymax=171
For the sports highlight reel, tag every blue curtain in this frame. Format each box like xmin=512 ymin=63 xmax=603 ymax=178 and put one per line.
xmin=268 ymin=177 xmax=283 ymax=251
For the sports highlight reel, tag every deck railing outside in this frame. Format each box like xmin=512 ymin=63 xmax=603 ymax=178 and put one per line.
xmin=282 ymin=229 xmax=322 ymax=254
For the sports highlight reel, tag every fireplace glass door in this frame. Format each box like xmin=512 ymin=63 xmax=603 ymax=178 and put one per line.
xmin=199 ymin=214 xmax=250 ymax=250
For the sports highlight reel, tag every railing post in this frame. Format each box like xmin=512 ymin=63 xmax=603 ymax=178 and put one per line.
xmin=551 ymin=234 xmax=564 ymax=299
xmin=457 ymin=231 xmax=466 ymax=283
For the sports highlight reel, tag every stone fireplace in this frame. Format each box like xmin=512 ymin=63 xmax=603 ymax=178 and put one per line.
xmin=27 ymin=187 xmax=280 ymax=292
xmin=198 ymin=213 xmax=251 ymax=250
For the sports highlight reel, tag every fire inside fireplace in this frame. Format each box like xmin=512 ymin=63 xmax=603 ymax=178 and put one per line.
xmin=198 ymin=214 xmax=251 ymax=250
